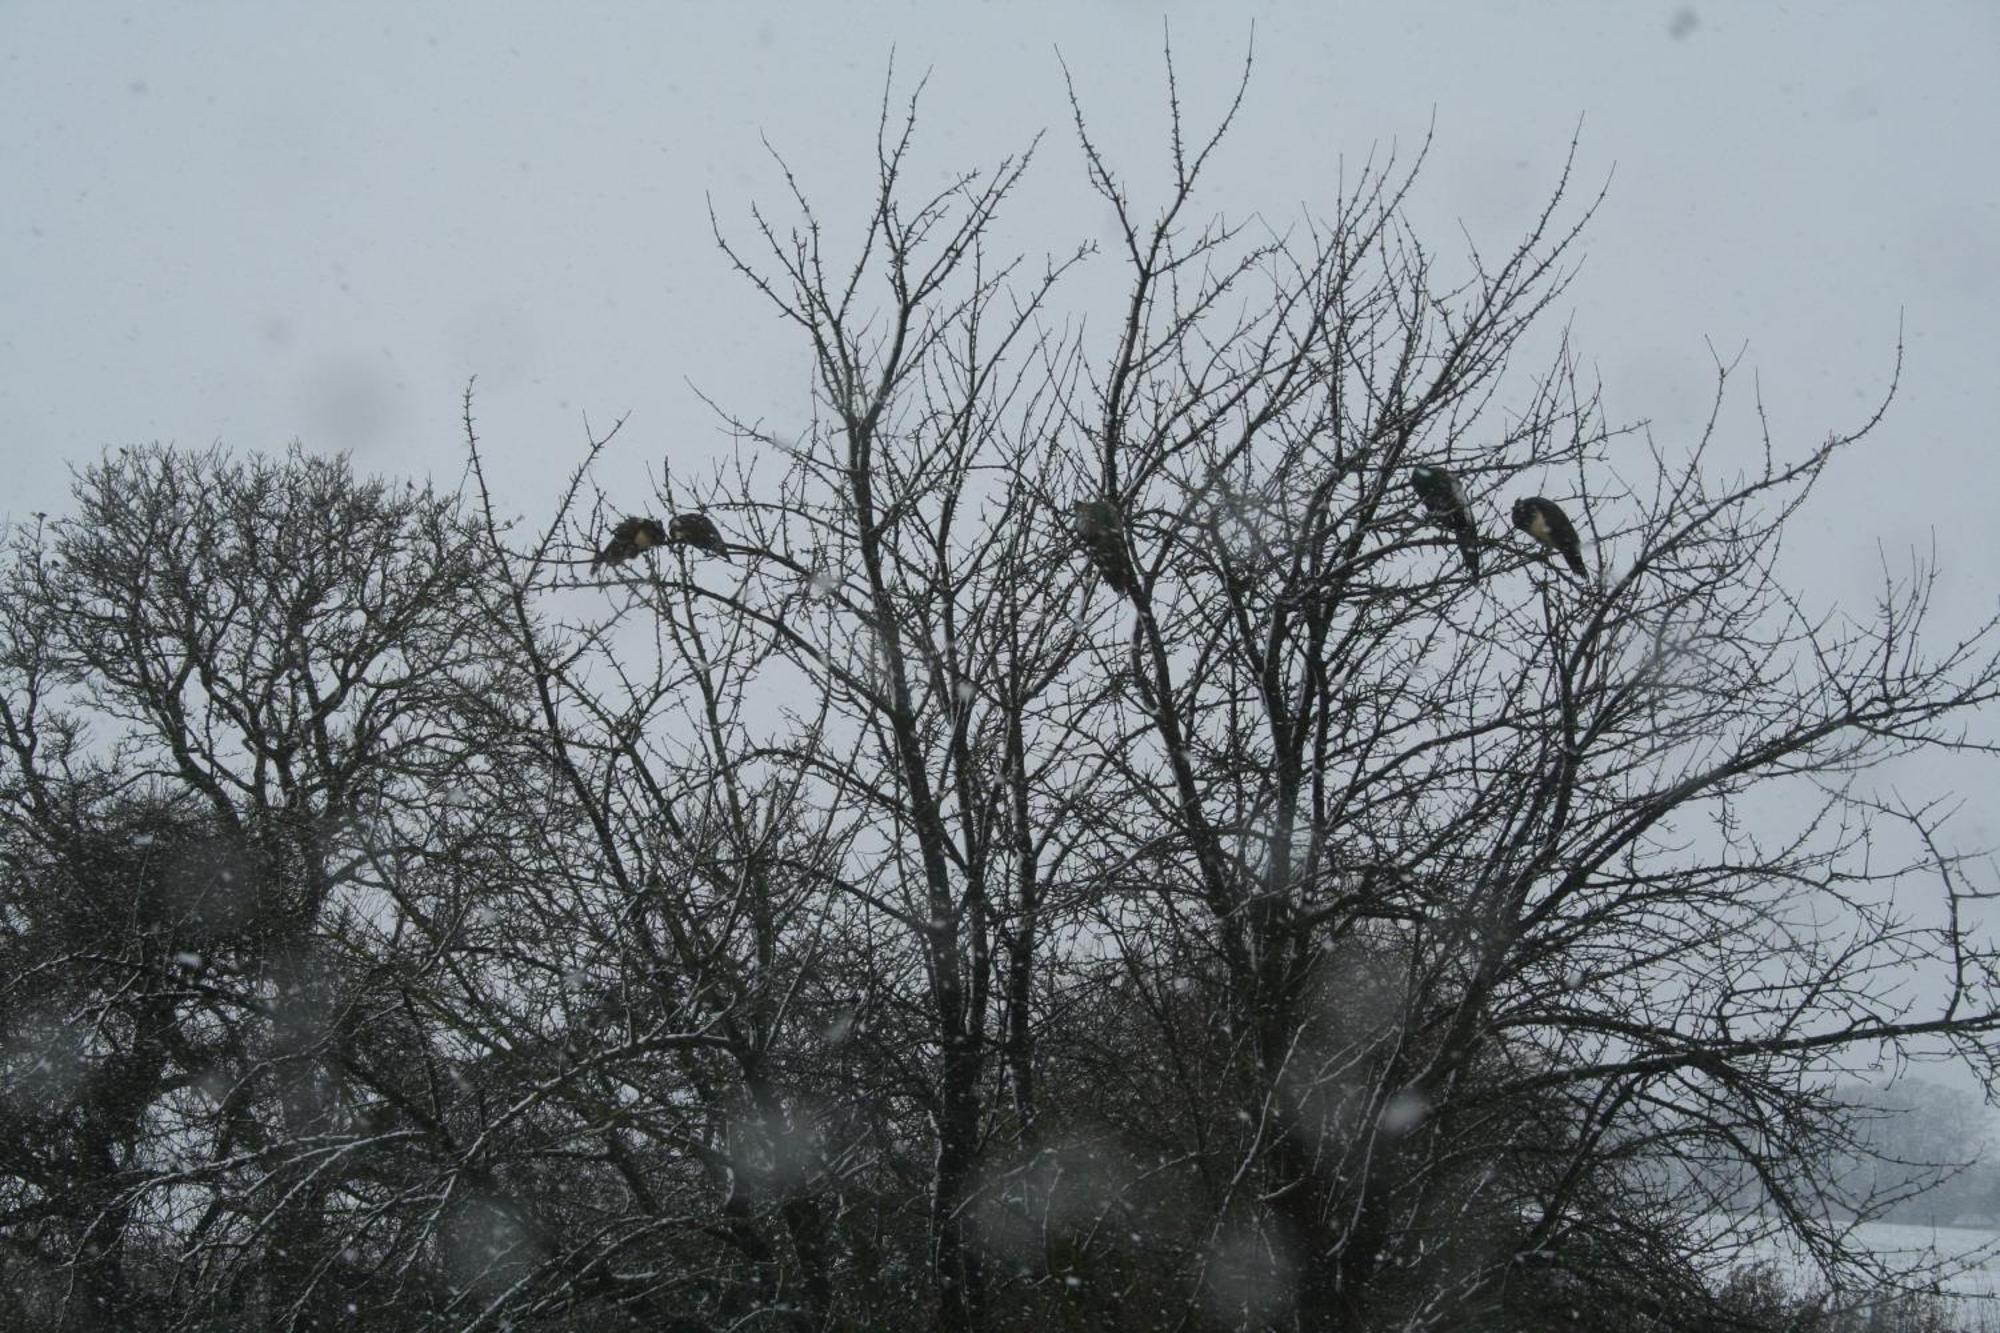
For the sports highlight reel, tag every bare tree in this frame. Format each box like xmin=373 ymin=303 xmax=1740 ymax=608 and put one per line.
xmin=6 ymin=56 xmax=1999 ymax=1333
xmin=0 ymin=445 xmax=510 ymax=1329
xmin=1034 ymin=58 xmax=2000 ymax=1331
xmin=680 ymin=58 xmax=2000 ymax=1330
xmin=698 ymin=78 xmax=1111 ymax=1331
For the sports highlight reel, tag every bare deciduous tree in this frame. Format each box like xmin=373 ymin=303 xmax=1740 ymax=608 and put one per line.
xmin=4 ymin=60 xmax=1998 ymax=1333
xmin=1 ymin=445 xmax=509 ymax=1329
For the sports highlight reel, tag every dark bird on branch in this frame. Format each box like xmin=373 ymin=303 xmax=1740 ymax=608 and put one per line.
xmin=1409 ymin=465 xmax=1480 ymax=578
xmin=1512 ymin=496 xmax=1588 ymax=579
xmin=592 ymin=517 xmax=668 ymax=572
xmin=667 ymin=512 xmax=730 ymax=560
xmin=1072 ymin=498 xmax=1136 ymax=596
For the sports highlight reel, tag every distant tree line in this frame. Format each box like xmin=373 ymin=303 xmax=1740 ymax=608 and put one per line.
xmin=5 ymin=64 xmax=2000 ymax=1332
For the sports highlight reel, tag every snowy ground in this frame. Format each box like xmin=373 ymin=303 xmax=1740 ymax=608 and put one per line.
xmin=1718 ymin=1218 xmax=2000 ymax=1327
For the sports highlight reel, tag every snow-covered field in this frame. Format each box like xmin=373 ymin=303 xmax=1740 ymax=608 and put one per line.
xmin=1721 ymin=1219 xmax=2000 ymax=1327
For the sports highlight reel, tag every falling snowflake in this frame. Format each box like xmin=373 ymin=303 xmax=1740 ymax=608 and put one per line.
xmin=1377 ymin=1088 xmax=1430 ymax=1136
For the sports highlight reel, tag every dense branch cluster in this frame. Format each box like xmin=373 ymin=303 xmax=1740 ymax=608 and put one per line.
xmin=3 ymin=70 xmax=1998 ymax=1333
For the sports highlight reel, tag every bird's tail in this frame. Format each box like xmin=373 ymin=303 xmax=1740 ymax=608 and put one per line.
xmin=1451 ymin=517 xmax=1480 ymax=578
xmin=1097 ymin=549 xmax=1135 ymax=597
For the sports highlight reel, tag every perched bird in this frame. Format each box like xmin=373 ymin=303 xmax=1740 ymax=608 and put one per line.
xmin=1408 ymin=465 xmax=1480 ymax=577
xmin=592 ymin=517 xmax=668 ymax=571
xmin=667 ymin=512 xmax=730 ymax=559
xmin=1512 ymin=497 xmax=1588 ymax=579
xmin=1072 ymin=498 xmax=1136 ymax=596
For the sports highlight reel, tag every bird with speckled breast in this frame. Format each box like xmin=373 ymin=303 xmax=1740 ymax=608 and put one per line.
xmin=592 ymin=517 xmax=668 ymax=572
xmin=1512 ymin=497 xmax=1588 ymax=579
xmin=1072 ymin=498 xmax=1136 ymax=597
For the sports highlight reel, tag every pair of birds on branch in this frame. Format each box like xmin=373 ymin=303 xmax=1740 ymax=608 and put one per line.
xmin=1409 ymin=465 xmax=1588 ymax=580
xmin=590 ymin=513 xmax=729 ymax=571
xmin=1069 ymin=469 xmax=1587 ymax=597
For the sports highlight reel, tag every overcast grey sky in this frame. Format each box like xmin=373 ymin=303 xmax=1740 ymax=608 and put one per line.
xmin=4 ymin=3 xmax=1999 ymax=1096
xmin=3 ymin=4 xmax=1995 ymax=688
